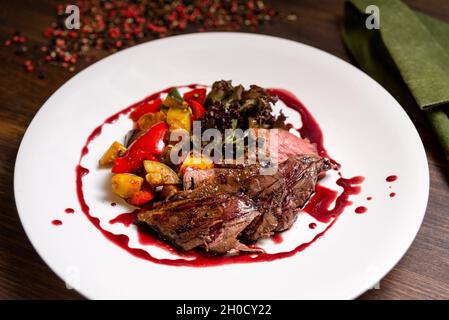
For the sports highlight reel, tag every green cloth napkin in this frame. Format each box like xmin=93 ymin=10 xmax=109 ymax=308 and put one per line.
xmin=342 ymin=0 xmax=449 ymax=161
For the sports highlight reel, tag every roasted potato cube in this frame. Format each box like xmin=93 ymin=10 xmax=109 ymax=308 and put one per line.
xmin=143 ymin=160 xmax=180 ymax=185
xmin=99 ymin=141 xmax=127 ymax=167
xmin=167 ymin=107 xmax=191 ymax=132
xmin=111 ymin=173 xmax=143 ymax=198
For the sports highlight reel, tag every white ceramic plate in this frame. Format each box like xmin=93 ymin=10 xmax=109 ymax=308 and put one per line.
xmin=14 ymin=33 xmax=429 ymax=299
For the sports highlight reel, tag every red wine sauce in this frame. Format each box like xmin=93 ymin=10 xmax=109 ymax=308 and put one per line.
xmin=386 ymin=175 xmax=398 ymax=182
xmin=304 ymin=176 xmax=364 ymax=223
xmin=109 ymin=211 xmax=138 ymax=227
xmin=52 ymin=219 xmax=62 ymax=226
xmin=64 ymin=208 xmax=74 ymax=214
xmin=355 ymin=206 xmax=367 ymax=214
xmin=271 ymin=233 xmax=283 ymax=244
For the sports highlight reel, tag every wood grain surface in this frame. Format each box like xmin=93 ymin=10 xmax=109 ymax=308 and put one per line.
xmin=0 ymin=0 xmax=447 ymax=299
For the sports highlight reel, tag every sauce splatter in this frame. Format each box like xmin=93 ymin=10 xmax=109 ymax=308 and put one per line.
xmin=309 ymin=223 xmax=317 ymax=229
xmin=64 ymin=208 xmax=74 ymax=214
xmin=271 ymin=233 xmax=283 ymax=244
xmin=51 ymin=219 xmax=62 ymax=226
xmin=366 ymin=196 xmax=372 ymax=201
xmin=389 ymin=192 xmax=396 ymax=198
xmin=110 ymin=202 xmax=117 ymax=207
xmin=386 ymin=175 xmax=398 ymax=182
xmin=355 ymin=206 xmax=367 ymax=214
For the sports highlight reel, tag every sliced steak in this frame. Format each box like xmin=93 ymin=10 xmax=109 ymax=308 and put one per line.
xmin=138 ymin=154 xmax=332 ymax=253
xmin=183 ymin=165 xmax=259 ymax=191
xmin=249 ymin=128 xmax=318 ymax=163
xmin=241 ymin=154 xmax=332 ymax=241
xmin=138 ymin=190 xmax=261 ymax=253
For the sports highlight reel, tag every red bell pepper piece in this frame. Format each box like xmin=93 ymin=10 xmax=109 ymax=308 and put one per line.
xmin=112 ymin=121 xmax=168 ymax=173
xmin=183 ymin=88 xmax=206 ymax=105
xmin=127 ymin=186 xmax=155 ymax=206
xmin=130 ymin=121 xmax=168 ymax=154
xmin=129 ymin=98 xmax=162 ymax=122
xmin=112 ymin=150 xmax=157 ymax=173
xmin=189 ymin=100 xmax=206 ymax=120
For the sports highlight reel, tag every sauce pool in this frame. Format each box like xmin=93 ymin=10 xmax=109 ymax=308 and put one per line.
xmin=304 ymin=176 xmax=364 ymax=223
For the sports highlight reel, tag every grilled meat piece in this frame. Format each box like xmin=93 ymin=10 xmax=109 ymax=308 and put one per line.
xmin=241 ymin=155 xmax=332 ymax=241
xmin=183 ymin=165 xmax=259 ymax=191
xmin=248 ymin=129 xmax=318 ymax=163
xmin=138 ymin=154 xmax=332 ymax=253
xmin=138 ymin=191 xmax=261 ymax=253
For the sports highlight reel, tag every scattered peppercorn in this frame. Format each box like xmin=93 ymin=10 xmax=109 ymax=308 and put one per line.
xmin=2 ymin=1 xmax=289 ymax=78
xmin=23 ymin=60 xmax=34 ymax=72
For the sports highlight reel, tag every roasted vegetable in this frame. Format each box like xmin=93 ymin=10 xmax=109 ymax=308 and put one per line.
xmin=112 ymin=122 xmax=168 ymax=173
xmin=183 ymin=88 xmax=206 ymax=105
xmin=127 ymin=186 xmax=155 ymax=206
xmin=167 ymin=106 xmax=192 ymax=132
xmin=143 ymin=160 xmax=180 ymax=185
xmin=189 ymin=100 xmax=206 ymax=120
xmin=113 ymin=151 xmax=158 ymax=174
xmin=129 ymin=98 xmax=162 ymax=122
xmin=137 ymin=111 xmax=166 ymax=131
xmin=99 ymin=141 xmax=127 ymax=167
xmin=124 ymin=129 xmax=141 ymax=148
xmin=111 ymin=173 xmax=144 ymax=198
xmin=180 ymin=153 xmax=214 ymax=173
xmin=162 ymin=88 xmax=183 ymax=108
xmin=160 ymin=184 xmax=180 ymax=200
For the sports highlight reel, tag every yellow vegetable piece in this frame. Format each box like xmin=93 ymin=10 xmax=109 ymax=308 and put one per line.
xmin=99 ymin=141 xmax=127 ymax=167
xmin=143 ymin=160 xmax=180 ymax=185
xmin=111 ymin=174 xmax=143 ymax=198
xmin=137 ymin=111 xmax=166 ymax=131
xmin=167 ymin=107 xmax=191 ymax=133
xmin=180 ymin=153 xmax=214 ymax=173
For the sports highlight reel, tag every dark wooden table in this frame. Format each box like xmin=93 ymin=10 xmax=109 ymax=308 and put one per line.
xmin=0 ymin=0 xmax=448 ymax=299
